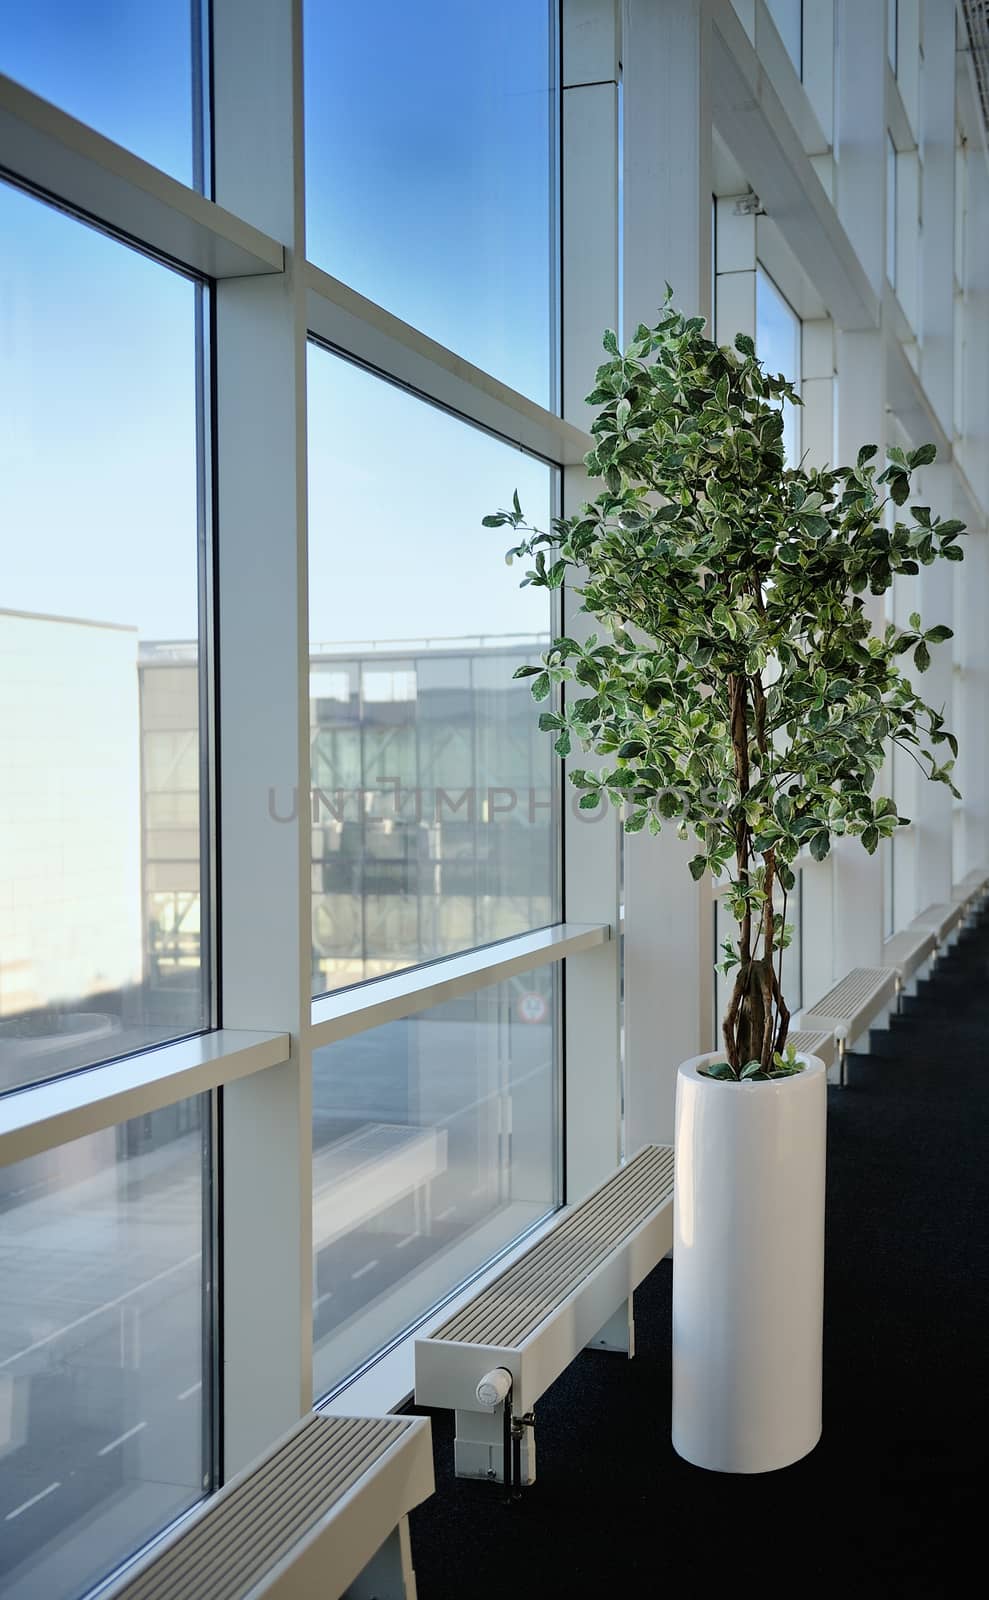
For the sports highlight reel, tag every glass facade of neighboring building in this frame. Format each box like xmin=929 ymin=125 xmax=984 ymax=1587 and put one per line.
xmin=310 ymin=641 xmax=556 ymax=993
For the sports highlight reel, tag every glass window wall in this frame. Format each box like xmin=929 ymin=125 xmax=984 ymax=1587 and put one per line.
xmin=0 ymin=2 xmax=208 ymax=188
xmin=755 ymin=265 xmax=802 ymax=467
xmin=0 ymin=1097 xmax=211 ymax=1600
xmin=307 ymin=346 xmax=558 ymax=996
xmin=304 ymin=0 xmax=559 ymax=407
xmin=312 ymin=972 xmax=558 ymax=1396
xmin=0 ymin=184 xmax=210 ymax=1094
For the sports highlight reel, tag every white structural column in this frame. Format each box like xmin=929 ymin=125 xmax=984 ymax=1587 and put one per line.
xmin=919 ymin=0 xmax=955 ymax=439
xmin=621 ymin=0 xmax=712 ymax=1153
xmin=893 ymin=4 xmax=956 ymax=915
xmin=955 ymin=139 xmax=989 ymax=877
xmin=212 ymin=0 xmax=314 ymax=1472
xmin=955 ymin=512 xmax=989 ymax=878
xmin=560 ymin=0 xmax=623 ymax=1197
xmin=959 ymin=152 xmax=989 ymax=517
xmin=913 ymin=4 xmax=956 ymax=903
xmin=799 ymin=317 xmax=839 ymax=1004
xmin=911 ymin=463 xmax=956 ymax=910
xmin=714 ymin=195 xmax=756 ymax=347
xmin=831 ymin=0 xmax=887 ymax=974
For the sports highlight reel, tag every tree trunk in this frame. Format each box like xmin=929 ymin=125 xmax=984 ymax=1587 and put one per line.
xmin=730 ymin=956 xmax=776 ymax=1065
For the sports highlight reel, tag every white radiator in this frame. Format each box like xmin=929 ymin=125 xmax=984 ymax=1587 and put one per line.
xmin=104 ymin=1412 xmax=434 ymax=1600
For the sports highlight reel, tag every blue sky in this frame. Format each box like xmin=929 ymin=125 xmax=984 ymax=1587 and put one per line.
xmin=0 ymin=0 xmax=197 ymax=183
xmin=304 ymin=0 xmax=556 ymax=408
xmin=1 ymin=3 xmax=556 ymax=644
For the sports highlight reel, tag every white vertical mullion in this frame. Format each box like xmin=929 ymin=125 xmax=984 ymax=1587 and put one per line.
xmin=622 ymin=0 xmax=712 ymax=1152
xmin=956 ymin=144 xmax=989 ymax=879
xmin=560 ymin=0 xmax=622 ymax=1198
xmin=211 ymin=0 xmax=313 ymax=1473
xmin=918 ymin=0 xmax=955 ymax=436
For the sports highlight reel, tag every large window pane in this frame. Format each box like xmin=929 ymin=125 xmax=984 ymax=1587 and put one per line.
xmin=0 ymin=184 xmax=208 ymax=1092
xmin=0 ymin=1098 xmax=210 ymax=1600
xmin=0 ymin=2 xmax=206 ymax=188
xmin=308 ymin=347 xmax=557 ymax=996
xmin=756 ymin=265 xmax=801 ymax=467
xmin=312 ymin=972 xmax=558 ymax=1397
xmin=304 ymin=1 xmax=558 ymax=406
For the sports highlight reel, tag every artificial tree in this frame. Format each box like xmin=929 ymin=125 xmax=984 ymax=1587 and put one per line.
xmin=485 ymin=296 xmax=964 ymax=1077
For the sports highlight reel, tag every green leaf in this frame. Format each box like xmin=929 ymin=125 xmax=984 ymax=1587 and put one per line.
xmin=908 ymin=443 xmax=937 ymax=468
xmin=482 ymin=513 xmax=508 ymax=527
xmin=513 ymin=664 xmax=543 ymax=679
xmin=530 ymin=672 xmax=551 ymax=701
xmin=688 ymin=855 xmax=708 ymax=881
xmin=924 ymin=625 xmax=953 ymax=644
xmin=862 ymin=825 xmax=879 ymax=854
xmin=740 ymin=1061 xmax=766 ymax=1080
xmin=705 ymin=1060 xmax=734 ymax=1080
xmin=578 ymin=791 xmax=601 ymax=810
xmin=914 ymin=640 xmax=931 ymax=673
xmin=810 ymin=830 xmax=831 ymax=862
xmin=889 ymin=473 xmax=910 ymax=506
xmin=856 ymin=444 xmax=878 ymax=467
xmin=734 ymin=332 xmax=756 ymax=358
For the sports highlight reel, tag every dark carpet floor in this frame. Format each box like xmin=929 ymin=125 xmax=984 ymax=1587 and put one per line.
xmin=408 ymin=907 xmax=989 ymax=1599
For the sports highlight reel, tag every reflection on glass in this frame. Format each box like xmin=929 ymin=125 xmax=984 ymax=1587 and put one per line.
xmin=0 ymin=1 xmax=206 ymax=188
xmin=0 ymin=183 xmax=208 ymax=1094
xmin=312 ymin=973 xmax=557 ymax=1396
xmin=307 ymin=346 xmax=557 ymax=996
xmin=0 ymin=1098 xmax=210 ymax=1600
xmin=765 ymin=0 xmax=803 ymax=76
xmin=755 ymin=265 xmax=801 ymax=467
xmin=304 ymin=0 xmax=558 ymax=406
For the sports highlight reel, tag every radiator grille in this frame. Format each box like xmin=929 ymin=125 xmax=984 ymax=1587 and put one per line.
xmin=111 ymin=1415 xmax=409 ymax=1600
xmin=805 ymin=967 xmax=895 ymax=1023
xmin=785 ymin=1029 xmax=835 ymax=1068
xmin=433 ymin=1143 xmax=674 ymax=1348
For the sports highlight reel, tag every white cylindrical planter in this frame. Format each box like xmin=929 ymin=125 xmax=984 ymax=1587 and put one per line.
xmin=672 ymin=1051 xmax=827 ymax=1474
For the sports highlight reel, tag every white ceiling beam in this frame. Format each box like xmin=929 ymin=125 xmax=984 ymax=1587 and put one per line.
xmin=708 ymin=0 xmax=880 ymax=331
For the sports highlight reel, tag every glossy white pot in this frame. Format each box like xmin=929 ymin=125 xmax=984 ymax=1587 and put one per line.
xmin=672 ymin=1050 xmax=827 ymax=1474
